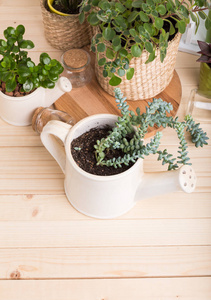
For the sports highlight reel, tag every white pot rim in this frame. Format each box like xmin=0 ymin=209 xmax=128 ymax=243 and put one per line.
xmin=65 ymin=113 xmax=143 ymax=181
xmin=0 ymin=87 xmax=42 ymax=102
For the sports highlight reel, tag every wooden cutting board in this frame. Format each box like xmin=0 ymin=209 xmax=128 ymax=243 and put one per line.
xmin=55 ymin=51 xmax=182 ymax=138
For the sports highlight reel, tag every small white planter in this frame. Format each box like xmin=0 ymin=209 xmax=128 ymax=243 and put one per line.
xmin=41 ymin=114 xmax=197 ymax=219
xmin=0 ymin=77 xmax=72 ymax=126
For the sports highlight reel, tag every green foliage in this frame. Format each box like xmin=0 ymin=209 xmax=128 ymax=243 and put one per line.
xmin=94 ymin=88 xmax=209 ymax=170
xmin=79 ymin=0 xmax=209 ymax=85
xmin=54 ymin=0 xmax=82 ymax=14
xmin=0 ymin=25 xmax=64 ymax=93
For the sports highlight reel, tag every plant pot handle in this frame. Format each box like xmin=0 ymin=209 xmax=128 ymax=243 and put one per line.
xmin=40 ymin=120 xmax=72 ymax=174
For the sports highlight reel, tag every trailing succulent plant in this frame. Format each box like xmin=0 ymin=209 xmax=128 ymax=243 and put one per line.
xmin=94 ymin=88 xmax=209 ymax=170
xmin=54 ymin=0 xmax=82 ymax=14
xmin=79 ymin=0 xmax=210 ymax=86
xmin=0 ymin=25 xmax=64 ymax=93
xmin=197 ymin=40 xmax=211 ymax=67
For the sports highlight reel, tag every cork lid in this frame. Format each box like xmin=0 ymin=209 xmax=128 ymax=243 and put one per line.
xmin=63 ymin=49 xmax=89 ymax=70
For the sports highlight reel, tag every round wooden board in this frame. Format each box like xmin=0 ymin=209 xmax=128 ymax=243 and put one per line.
xmin=55 ymin=69 xmax=182 ymax=138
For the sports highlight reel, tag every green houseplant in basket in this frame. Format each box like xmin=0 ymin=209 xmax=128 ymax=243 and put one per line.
xmin=40 ymin=0 xmax=93 ymax=50
xmin=79 ymin=0 xmax=210 ymax=100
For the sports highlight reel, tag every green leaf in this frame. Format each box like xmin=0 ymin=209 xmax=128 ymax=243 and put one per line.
xmin=176 ymin=20 xmax=186 ymax=34
xmin=127 ymin=11 xmax=139 ymax=23
xmin=98 ymin=57 xmax=106 ymax=66
xmin=132 ymin=0 xmax=143 ymax=8
xmin=118 ymin=68 xmax=125 ymax=77
xmin=106 ymin=48 xmax=115 ymax=59
xmin=190 ymin=11 xmax=197 ymax=23
xmin=19 ymin=39 xmax=34 ymax=49
xmin=112 ymin=36 xmax=121 ymax=47
xmin=103 ymin=27 xmax=115 ymax=41
xmin=205 ymin=16 xmax=211 ymax=31
xmin=126 ymin=68 xmax=134 ymax=80
xmin=5 ymin=75 xmax=16 ymax=92
xmin=17 ymin=65 xmax=31 ymax=77
xmin=115 ymin=2 xmax=126 ymax=13
xmin=198 ymin=11 xmax=206 ymax=20
xmin=119 ymin=48 xmax=128 ymax=57
xmin=4 ymin=27 xmax=15 ymax=39
xmin=109 ymin=75 xmax=121 ymax=86
xmin=155 ymin=17 xmax=164 ymax=30
xmin=23 ymin=79 xmax=33 ymax=92
xmin=103 ymin=70 xmax=108 ymax=77
xmin=145 ymin=50 xmax=156 ymax=63
xmin=87 ymin=12 xmax=99 ymax=26
xmin=143 ymin=23 xmax=154 ymax=35
xmin=40 ymin=53 xmax=51 ymax=65
xmin=145 ymin=41 xmax=153 ymax=53
xmin=114 ymin=15 xmax=127 ymax=29
xmin=157 ymin=4 xmax=166 ymax=15
xmin=139 ymin=11 xmax=149 ymax=22
xmin=129 ymin=28 xmax=138 ymax=37
xmin=97 ymin=43 xmax=106 ymax=52
xmin=98 ymin=0 xmax=111 ymax=10
xmin=164 ymin=19 xmax=175 ymax=35
xmin=131 ymin=44 xmax=142 ymax=57
xmin=15 ymin=24 xmax=25 ymax=35
xmin=27 ymin=60 xmax=35 ymax=68
xmin=79 ymin=11 xmax=85 ymax=24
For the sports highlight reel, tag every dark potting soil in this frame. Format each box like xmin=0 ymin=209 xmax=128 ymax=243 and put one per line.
xmin=0 ymin=81 xmax=35 ymax=97
xmin=71 ymin=127 xmax=134 ymax=176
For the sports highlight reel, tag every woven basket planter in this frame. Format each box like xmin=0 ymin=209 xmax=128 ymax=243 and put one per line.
xmin=40 ymin=0 xmax=93 ymax=51
xmin=95 ymin=32 xmax=181 ymax=100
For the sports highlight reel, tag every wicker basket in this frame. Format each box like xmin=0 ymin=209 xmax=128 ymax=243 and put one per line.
xmin=40 ymin=0 xmax=93 ymax=51
xmin=95 ymin=32 xmax=181 ymax=100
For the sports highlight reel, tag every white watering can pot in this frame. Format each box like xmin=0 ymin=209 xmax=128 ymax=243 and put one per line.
xmin=41 ymin=114 xmax=197 ymax=219
xmin=0 ymin=77 xmax=72 ymax=126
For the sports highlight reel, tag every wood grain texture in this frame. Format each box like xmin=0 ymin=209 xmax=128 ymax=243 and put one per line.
xmin=1 ymin=278 xmax=211 ymax=300
xmin=0 ymin=0 xmax=210 ymax=298
xmin=0 ymin=246 xmax=211 ymax=279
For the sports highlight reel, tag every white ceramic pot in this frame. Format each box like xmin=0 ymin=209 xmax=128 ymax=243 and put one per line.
xmin=40 ymin=114 xmax=197 ymax=219
xmin=0 ymin=77 xmax=72 ymax=126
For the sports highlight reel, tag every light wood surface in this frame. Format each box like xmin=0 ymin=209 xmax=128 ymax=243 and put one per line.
xmin=0 ymin=0 xmax=211 ymax=299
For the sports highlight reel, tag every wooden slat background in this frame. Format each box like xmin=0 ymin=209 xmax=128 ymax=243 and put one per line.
xmin=0 ymin=0 xmax=210 ymax=299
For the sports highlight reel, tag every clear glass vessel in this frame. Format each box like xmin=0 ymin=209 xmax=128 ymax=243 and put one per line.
xmin=32 ymin=107 xmax=76 ymax=134
xmin=61 ymin=49 xmax=93 ymax=88
xmin=186 ymin=89 xmax=211 ymax=122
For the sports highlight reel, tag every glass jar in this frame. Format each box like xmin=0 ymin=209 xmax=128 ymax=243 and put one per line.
xmin=32 ymin=107 xmax=76 ymax=134
xmin=61 ymin=49 xmax=93 ymax=88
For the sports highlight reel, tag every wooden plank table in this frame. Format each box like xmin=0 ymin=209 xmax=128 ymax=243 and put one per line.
xmin=0 ymin=1 xmax=211 ymax=299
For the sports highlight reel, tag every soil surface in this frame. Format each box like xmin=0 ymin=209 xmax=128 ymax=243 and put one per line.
xmin=0 ymin=81 xmax=34 ymax=97
xmin=71 ymin=126 xmax=134 ymax=176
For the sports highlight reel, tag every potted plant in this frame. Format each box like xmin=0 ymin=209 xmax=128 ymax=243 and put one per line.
xmin=79 ymin=0 xmax=210 ymax=100
xmin=196 ymin=40 xmax=211 ymax=99
xmin=40 ymin=88 xmax=209 ymax=218
xmin=0 ymin=24 xmax=72 ymax=126
xmin=40 ymin=0 xmax=93 ymax=50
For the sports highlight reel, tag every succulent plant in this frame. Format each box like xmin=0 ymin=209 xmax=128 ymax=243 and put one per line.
xmin=197 ymin=40 xmax=211 ymax=67
xmin=94 ymin=88 xmax=209 ymax=170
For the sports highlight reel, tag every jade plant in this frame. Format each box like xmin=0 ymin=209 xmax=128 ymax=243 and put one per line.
xmin=0 ymin=24 xmax=64 ymax=94
xmin=94 ymin=88 xmax=209 ymax=170
xmin=79 ymin=0 xmax=210 ymax=86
